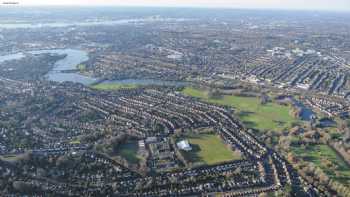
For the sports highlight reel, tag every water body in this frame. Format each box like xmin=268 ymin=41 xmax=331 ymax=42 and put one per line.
xmin=30 ymin=49 xmax=88 ymax=71
xmin=275 ymin=96 xmax=315 ymax=121
xmin=0 ymin=48 xmax=98 ymax=85
xmin=100 ymin=79 xmax=189 ymax=87
xmin=0 ymin=49 xmax=188 ymax=86
xmin=318 ymin=118 xmax=336 ymax=127
xmin=295 ymin=102 xmax=316 ymax=121
xmin=293 ymin=100 xmax=316 ymax=121
xmin=0 ymin=53 xmax=25 ymax=62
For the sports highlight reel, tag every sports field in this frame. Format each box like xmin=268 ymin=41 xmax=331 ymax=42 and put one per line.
xmin=181 ymin=87 xmax=296 ymax=131
xmin=180 ymin=133 xmax=241 ymax=165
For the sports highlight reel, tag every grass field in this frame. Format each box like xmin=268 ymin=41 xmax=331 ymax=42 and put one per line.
xmin=116 ymin=141 xmax=140 ymax=164
xmin=181 ymin=87 xmax=297 ymax=131
xmin=292 ymin=144 xmax=350 ymax=186
xmin=180 ymin=133 xmax=241 ymax=165
xmin=0 ymin=153 xmax=29 ymax=162
xmin=69 ymin=140 xmax=81 ymax=145
xmin=91 ymin=83 xmax=138 ymax=90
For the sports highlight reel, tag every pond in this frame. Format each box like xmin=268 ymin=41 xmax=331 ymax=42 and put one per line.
xmin=318 ymin=118 xmax=337 ymax=128
xmin=292 ymin=99 xmax=316 ymax=121
xmin=275 ymin=96 xmax=316 ymax=121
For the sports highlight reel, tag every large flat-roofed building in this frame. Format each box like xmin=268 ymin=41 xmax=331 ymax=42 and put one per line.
xmin=177 ymin=140 xmax=192 ymax=151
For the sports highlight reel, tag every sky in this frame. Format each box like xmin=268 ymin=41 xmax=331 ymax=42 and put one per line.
xmin=9 ymin=0 xmax=350 ymax=11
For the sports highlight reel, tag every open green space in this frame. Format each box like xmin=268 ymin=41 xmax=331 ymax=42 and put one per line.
xmin=116 ymin=141 xmax=140 ymax=164
xmin=0 ymin=153 xmax=29 ymax=162
xmin=181 ymin=87 xmax=297 ymax=131
xmin=69 ymin=140 xmax=81 ymax=145
xmin=179 ymin=133 xmax=241 ymax=165
xmin=292 ymin=144 xmax=350 ymax=186
xmin=91 ymin=83 xmax=138 ymax=90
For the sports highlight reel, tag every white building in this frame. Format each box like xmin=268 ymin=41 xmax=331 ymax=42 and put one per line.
xmin=177 ymin=140 xmax=192 ymax=151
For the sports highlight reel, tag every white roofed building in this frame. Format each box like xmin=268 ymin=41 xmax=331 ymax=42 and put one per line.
xmin=177 ymin=140 xmax=192 ymax=151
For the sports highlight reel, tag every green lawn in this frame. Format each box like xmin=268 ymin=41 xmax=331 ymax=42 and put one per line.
xmin=292 ymin=144 xmax=350 ymax=186
xmin=91 ymin=83 xmax=138 ymax=90
xmin=116 ymin=141 xmax=140 ymax=164
xmin=0 ymin=153 xmax=29 ymax=162
xmin=69 ymin=140 xmax=81 ymax=145
xmin=180 ymin=133 xmax=241 ymax=165
xmin=182 ymin=87 xmax=297 ymax=131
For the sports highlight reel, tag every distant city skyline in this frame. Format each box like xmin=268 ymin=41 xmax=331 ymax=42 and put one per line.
xmin=9 ymin=0 xmax=350 ymax=12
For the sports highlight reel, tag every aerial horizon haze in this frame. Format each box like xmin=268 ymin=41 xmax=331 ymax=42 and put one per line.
xmin=4 ymin=0 xmax=350 ymax=12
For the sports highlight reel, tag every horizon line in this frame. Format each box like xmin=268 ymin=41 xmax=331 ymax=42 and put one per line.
xmin=1 ymin=4 xmax=350 ymax=13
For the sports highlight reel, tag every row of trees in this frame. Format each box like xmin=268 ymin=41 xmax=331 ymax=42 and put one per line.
xmin=258 ymin=119 xmax=350 ymax=197
xmin=287 ymin=152 xmax=350 ymax=197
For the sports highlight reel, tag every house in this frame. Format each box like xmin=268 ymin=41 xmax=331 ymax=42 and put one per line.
xmin=146 ymin=137 xmax=158 ymax=144
xmin=138 ymin=140 xmax=146 ymax=150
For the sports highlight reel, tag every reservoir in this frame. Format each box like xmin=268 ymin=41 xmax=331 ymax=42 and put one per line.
xmin=0 ymin=48 xmax=98 ymax=85
xmin=0 ymin=49 xmax=188 ymax=87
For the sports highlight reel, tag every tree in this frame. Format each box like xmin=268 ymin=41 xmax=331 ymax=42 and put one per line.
xmin=258 ymin=193 xmax=268 ymax=197
xmin=278 ymin=136 xmax=291 ymax=151
xmin=260 ymin=93 xmax=270 ymax=105
xmin=208 ymin=88 xmax=222 ymax=99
